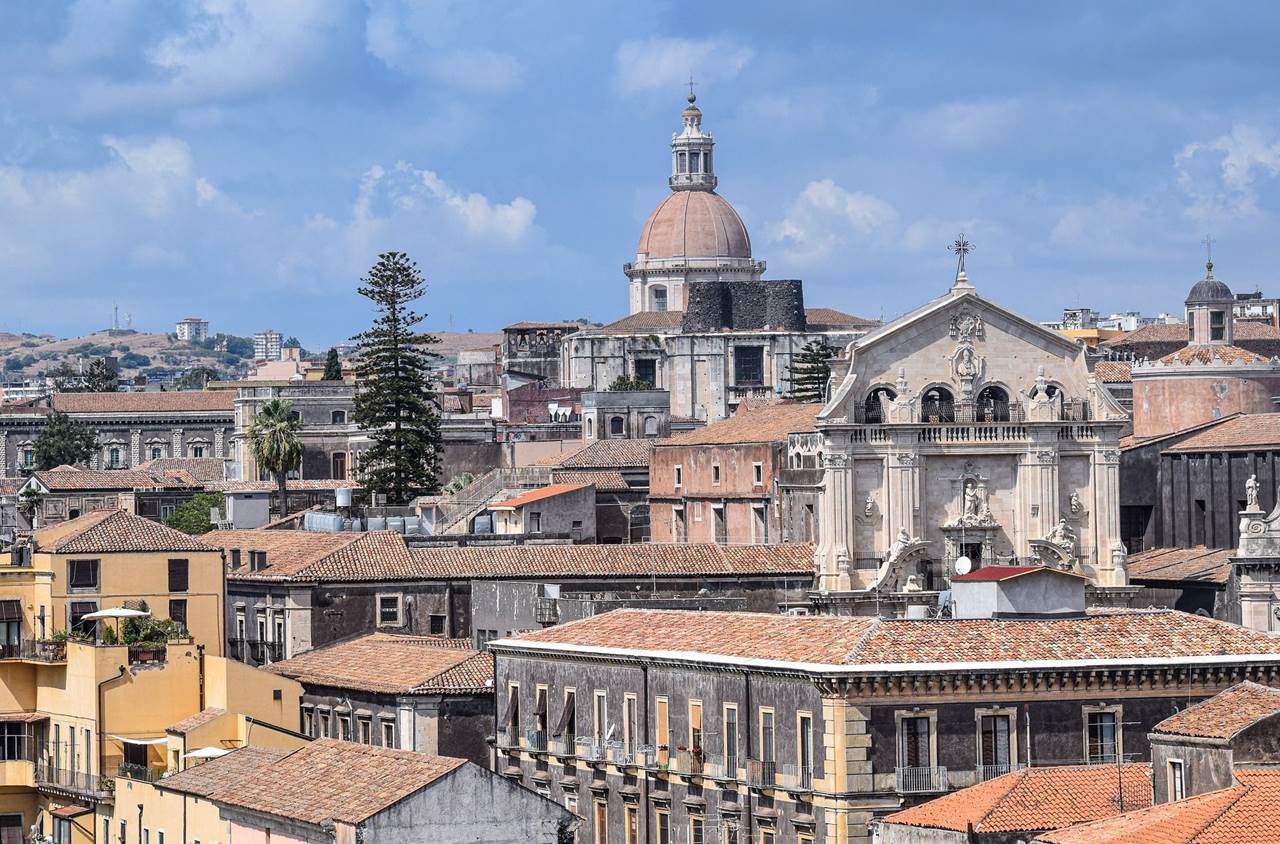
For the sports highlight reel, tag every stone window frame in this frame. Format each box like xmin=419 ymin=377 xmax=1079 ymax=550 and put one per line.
xmin=711 ymin=463 xmax=721 ymax=486
xmin=1082 ymin=703 xmax=1124 ymax=764
xmin=752 ymin=462 xmax=764 ymax=487
xmin=751 ymin=504 xmax=767 ymax=544
xmin=674 ymin=464 xmax=683 ymax=488
xmin=375 ymin=593 xmax=403 ymax=627
xmin=894 ymin=707 xmax=939 ymax=769
xmin=973 ymin=705 xmax=1020 ymax=773
xmin=1167 ymin=757 xmax=1186 ymax=801
xmin=795 ymin=708 xmax=815 ymax=781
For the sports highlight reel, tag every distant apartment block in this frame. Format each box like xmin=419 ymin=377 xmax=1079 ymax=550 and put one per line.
xmin=175 ymin=316 xmax=210 ymax=342
xmin=1041 ymin=307 xmax=1182 ymax=332
xmin=254 ymin=329 xmax=283 ymax=361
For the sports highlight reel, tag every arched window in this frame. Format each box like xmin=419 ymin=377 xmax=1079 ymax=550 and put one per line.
xmin=331 ymin=410 xmax=347 ymax=425
xmin=586 ymin=418 xmax=594 ymax=439
xmin=609 ymin=416 xmax=625 ymax=437
xmin=643 ymin=416 xmax=659 ymax=437
xmin=651 ymin=286 xmax=668 ymax=312
xmin=922 ymin=387 xmax=955 ymax=423
xmin=863 ymin=387 xmax=897 ymax=424
xmin=976 ymin=385 xmax=1010 ymax=422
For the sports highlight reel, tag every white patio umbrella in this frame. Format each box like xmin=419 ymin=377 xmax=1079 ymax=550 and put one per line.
xmin=81 ymin=607 xmax=150 ymax=639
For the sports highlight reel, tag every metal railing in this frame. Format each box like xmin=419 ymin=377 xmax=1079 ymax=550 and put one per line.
xmin=524 ymin=729 xmax=547 ymax=752
xmin=896 ymin=766 xmax=949 ymax=793
xmin=0 ymin=641 xmax=66 ymax=662
xmin=671 ymin=749 xmax=705 ymax=775
xmin=127 ymin=644 xmax=166 ymax=665
xmin=116 ymin=762 xmax=165 ymax=783
xmin=976 ymin=762 xmax=1023 ymax=783
xmin=574 ymin=736 xmax=603 ymax=762
xmin=781 ymin=762 xmax=813 ymax=791
xmin=35 ymin=762 xmax=110 ymax=796
xmin=496 ymin=728 xmax=519 ymax=749
xmin=547 ymin=736 xmax=573 ymax=757
xmin=746 ymin=758 xmax=776 ymax=787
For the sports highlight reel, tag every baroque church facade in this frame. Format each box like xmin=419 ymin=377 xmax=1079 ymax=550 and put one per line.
xmin=811 ymin=262 xmax=1132 ymax=607
xmin=562 ymin=93 xmax=875 ymax=423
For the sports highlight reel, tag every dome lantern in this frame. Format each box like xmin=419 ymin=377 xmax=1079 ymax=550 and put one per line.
xmin=669 ymin=87 xmax=716 ymax=192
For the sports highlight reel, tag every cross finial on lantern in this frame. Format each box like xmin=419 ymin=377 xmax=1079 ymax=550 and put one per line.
xmin=949 ymin=233 xmax=974 ymax=278
xmin=1202 ymin=233 xmax=1216 ymax=277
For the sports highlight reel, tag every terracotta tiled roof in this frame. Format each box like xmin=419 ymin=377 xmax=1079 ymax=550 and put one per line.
xmin=210 ymin=530 xmax=411 ymax=582
xmin=1155 ymin=344 xmax=1276 ymax=365
xmin=157 ymin=745 xmax=290 ymax=799
xmin=203 ymin=479 xmax=356 ymax=491
xmin=50 ymin=391 xmax=234 ymax=414
xmin=1119 ymin=414 xmax=1241 ymax=453
xmin=597 ymin=311 xmax=684 ymax=334
xmin=1126 ymin=546 xmax=1234 ymax=585
xmin=500 ymin=608 xmax=1280 ymax=669
xmin=171 ymin=739 xmax=467 ymax=825
xmin=553 ymin=438 xmax=653 ymax=469
xmin=658 ymin=402 xmax=820 ymax=446
xmin=135 ymin=457 xmax=227 ymax=482
xmin=1100 ymin=323 xmax=1193 ymax=347
xmin=504 ymin=321 xmax=582 ymax=330
xmin=0 ymin=478 xmax=23 ymax=496
xmin=167 ymin=707 xmax=226 ymax=735
xmin=32 ymin=509 xmax=219 ymax=554
xmin=531 ymin=444 xmax=587 ymax=466
xmin=883 ymin=763 xmax=1152 ymax=834
xmin=268 ymin=633 xmax=493 ymax=695
xmin=488 ymin=483 xmax=589 ymax=510
xmin=1164 ymin=413 xmax=1280 ymax=453
xmin=550 ymin=470 xmax=630 ymax=491
xmin=1037 ymin=768 xmax=1280 ymax=843
xmin=31 ymin=467 xmax=202 ymax=491
xmin=804 ymin=307 xmax=878 ymax=328
xmin=1094 ymin=360 xmax=1133 ymax=383
xmin=1151 ymin=681 xmax=1280 ymax=740
xmin=406 ymin=543 xmax=815 ymax=581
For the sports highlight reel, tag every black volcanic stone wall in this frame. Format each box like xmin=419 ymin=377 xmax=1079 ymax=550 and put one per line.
xmin=682 ymin=280 xmax=807 ymax=332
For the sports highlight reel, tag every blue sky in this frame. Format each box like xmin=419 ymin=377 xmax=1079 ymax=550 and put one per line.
xmin=3 ymin=1 xmax=1280 ymax=349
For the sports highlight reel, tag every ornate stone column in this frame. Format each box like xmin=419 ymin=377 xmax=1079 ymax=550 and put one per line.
xmin=214 ymin=428 xmax=225 ymax=458
xmin=1093 ymin=447 xmax=1123 ymax=576
xmin=815 ymin=452 xmax=853 ymax=591
xmin=172 ymin=428 xmax=184 ymax=458
xmin=0 ymin=431 xmax=7 ymax=478
xmin=130 ymin=430 xmax=142 ymax=467
xmin=887 ymin=450 xmax=921 ymax=540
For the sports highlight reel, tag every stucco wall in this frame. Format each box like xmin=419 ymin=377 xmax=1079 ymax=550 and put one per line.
xmin=1132 ymin=371 xmax=1280 ymax=439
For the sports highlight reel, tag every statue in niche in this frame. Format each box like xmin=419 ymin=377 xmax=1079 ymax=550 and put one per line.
xmin=1247 ymin=474 xmax=1260 ymax=511
xmin=864 ymin=494 xmax=874 ymax=518
xmin=1068 ymin=491 xmax=1083 ymax=515
xmin=963 ymin=480 xmax=980 ymax=517
xmin=1047 ymin=518 xmax=1077 ymax=556
xmin=956 ymin=345 xmax=978 ymax=378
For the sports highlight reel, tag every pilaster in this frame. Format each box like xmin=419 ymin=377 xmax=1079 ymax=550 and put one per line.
xmin=816 ymin=453 xmax=852 ymax=591
xmin=130 ymin=429 xmax=142 ymax=467
xmin=172 ymin=427 xmax=184 ymax=457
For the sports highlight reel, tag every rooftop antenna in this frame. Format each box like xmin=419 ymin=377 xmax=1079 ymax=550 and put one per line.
xmin=112 ymin=303 xmax=119 ymax=332
xmin=1202 ymin=233 xmax=1216 ymax=277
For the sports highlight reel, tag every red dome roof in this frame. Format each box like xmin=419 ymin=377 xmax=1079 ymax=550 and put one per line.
xmin=636 ymin=190 xmax=751 ymax=261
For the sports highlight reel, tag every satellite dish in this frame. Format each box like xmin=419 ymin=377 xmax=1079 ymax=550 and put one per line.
xmin=954 ymin=556 xmax=972 ymax=576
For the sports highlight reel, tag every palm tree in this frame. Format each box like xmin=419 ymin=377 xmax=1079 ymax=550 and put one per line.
xmin=247 ymin=399 xmax=302 ymax=517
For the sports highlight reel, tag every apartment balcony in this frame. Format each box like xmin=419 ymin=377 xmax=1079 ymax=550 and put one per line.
xmin=524 ymin=729 xmax=547 ymax=752
xmin=696 ymin=752 xmax=740 ymax=782
xmin=670 ymin=748 xmax=705 ymax=776
xmin=780 ymin=763 xmax=814 ymax=792
xmin=546 ymin=736 xmax=574 ymax=757
xmin=896 ymin=765 xmax=949 ymax=794
xmin=0 ymin=759 xmax=34 ymax=788
xmin=746 ymin=758 xmax=777 ymax=789
xmin=574 ymin=736 xmax=603 ymax=762
xmin=496 ymin=728 xmax=520 ymax=750
xmin=0 ymin=640 xmax=67 ymax=662
xmin=115 ymin=761 xmax=166 ymax=783
xmin=35 ymin=762 xmax=112 ymax=799
xmin=975 ymin=762 xmax=1023 ymax=783
xmin=604 ymin=740 xmax=628 ymax=765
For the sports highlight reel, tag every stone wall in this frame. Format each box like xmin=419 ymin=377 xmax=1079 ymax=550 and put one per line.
xmin=682 ymin=279 xmax=807 ymax=333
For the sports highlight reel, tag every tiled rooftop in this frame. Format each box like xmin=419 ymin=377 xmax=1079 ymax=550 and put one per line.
xmin=883 ymin=763 xmax=1152 ymax=834
xmin=31 ymin=467 xmax=202 ymax=491
xmin=1037 ymin=769 xmax=1280 ymax=843
xmin=488 ymin=483 xmax=589 ymax=510
xmin=268 ymin=633 xmax=493 ymax=695
xmin=50 ymin=391 xmax=234 ymax=414
xmin=1151 ymin=681 xmax=1280 ymax=740
xmin=1163 ymin=413 xmax=1280 ymax=453
xmin=1093 ymin=360 xmax=1133 ymax=383
xmin=135 ymin=457 xmax=228 ymax=482
xmin=499 ymin=608 xmax=1280 ymax=670
xmin=804 ymin=307 xmax=878 ymax=328
xmin=549 ymin=438 xmax=654 ymax=469
xmin=596 ymin=311 xmax=684 ymax=334
xmin=1126 ymin=546 xmax=1234 ymax=585
xmin=160 ymin=739 xmax=467 ymax=825
xmin=33 ymin=509 xmax=219 ymax=554
xmin=1154 ymin=344 xmax=1276 ymax=366
xmin=658 ymin=402 xmax=820 ymax=446
xmin=204 ymin=479 xmax=356 ymax=491
xmin=209 ymin=530 xmax=410 ymax=582
xmin=166 ymin=707 xmax=227 ymax=735
xmin=550 ymin=470 xmax=630 ymax=491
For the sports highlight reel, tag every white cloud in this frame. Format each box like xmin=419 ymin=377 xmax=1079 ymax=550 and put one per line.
xmin=768 ymin=179 xmax=896 ymax=263
xmin=364 ymin=0 xmax=523 ymax=93
xmin=906 ymin=99 xmax=1020 ymax=149
xmin=1049 ymin=196 xmax=1156 ymax=258
xmin=1176 ymin=124 xmax=1280 ymax=221
xmin=614 ymin=37 xmax=753 ymax=95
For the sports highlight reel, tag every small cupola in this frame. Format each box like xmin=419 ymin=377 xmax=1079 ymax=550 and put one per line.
xmin=669 ymin=87 xmax=716 ymax=192
xmin=1184 ymin=248 xmax=1235 ymax=347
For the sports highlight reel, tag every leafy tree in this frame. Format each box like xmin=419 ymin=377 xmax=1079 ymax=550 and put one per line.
xmin=46 ymin=362 xmax=84 ymax=392
xmin=351 ymin=251 xmax=443 ymax=504
xmin=786 ymin=339 xmax=836 ymax=403
xmin=608 ymin=374 xmax=653 ymax=391
xmin=164 ymin=492 xmax=226 ymax=535
xmin=2 ymin=358 xmax=22 ymax=372
xmin=247 ymin=399 xmax=302 ymax=516
xmin=32 ymin=411 xmax=98 ymax=470
xmin=322 ymin=348 xmax=343 ymax=381
xmin=83 ymin=358 xmax=119 ymax=392
xmin=175 ymin=366 xmax=219 ymax=390
xmin=118 ymin=351 xmax=151 ymax=369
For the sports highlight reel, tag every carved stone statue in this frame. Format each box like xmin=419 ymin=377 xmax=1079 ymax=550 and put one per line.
xmin=864 ymin=494 xmax=874 ymax=518
xmin=956 ymin=345 xmax=978 ymax=378
xmin=886 ymin=527 xmax=912 ymax=560
xmin=1068 ymin=491 xmax=1083 ymax=515
xmin=1047 ymin=518 xmax=1077 ymax=556
xmin=1247 ymin=474 xmax=1260 ymax=511
xmin=963 ymin=480 xmax=980 ymax=517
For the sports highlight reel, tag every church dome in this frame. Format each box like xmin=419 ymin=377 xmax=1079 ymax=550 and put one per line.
xmin=636 ymin=189 xmax=752 ymax=262
xmin=1185 ymin=261 xmax=1233 ymax=305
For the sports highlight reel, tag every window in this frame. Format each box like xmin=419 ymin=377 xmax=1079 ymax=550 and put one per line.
xmin=158 ymin=831 xmax=165 ymax=844
xmin=753 ymin=505 xmax=767 ymax=543
xmin=190 ymin=446 xmax=205 ymax=458
xmin=68 ymin=559 xmax=100 ymax=591
xmin=723 ymin=704 xmax=739 ymax=777
xmin=642 ymin=415 xmax=659 ymax=436
xmin=1169 ymin=759 xmax=1185 ymax=801
xmin=358 ymin=717 xmax=372 ymax=744
xmin=760 ymin=709 xmax=776 ymax=768
xmin=689 ymin=816 xmax=704 ymax=844
xmin=150 ymin=447 xmax=163 ymax=460
xmin=1210 ymin=310 xmax=1225 ymax=341
xmin=168 ymin=559 xmax=189 ymax=592
xmin=761 ymin=832 xmax=775 ymax=844
xmin=528 ymin=512 xmax=542 ymax=533
xmin=752 ymin=462 xmax=763 ymax=485
xmin=712 ymin=464 xmax=721 ymax=485
xmin=593 ymin=690 xmax=607 ymax=743
xmin=108 ymin=447 xmax=122 ymax=468
xmin=797 ymin=712 xmax=813 ymax=787
xmin=864 ymin=386 xmax=898 ymax=423
xmin=54 ymin=819 xmax=71 ymax=844
xmin=651 ymin=286 xmax=668 ymax=313
xmin=922 ymin=386 xmax=956 ymax=423
xmin=623 ymin=694 xmax=638 ymax=758
xmin=0 ymin=723 xmax=25 ymax=760
xmin=273 ymin=612 xmax=285 ymax=647
xmin=977 ymin=385 xmax=1010 ymax=422
xmin=1187 ymin=309 xmax=1195 ymax=342
xmin=555 ymin=690 xmax=577 ymax=744
xmin=429 ymin=614 xmax=446 ymax=635
xmin=674 ymin=465 xmax=683 ymax=487
xmin=624 ymin=806 xmax=638 ymax=844
xmin=142 ymin=829 xmax=149 ymax=844
xmin=235 ymin=607 xmax=246 ymax=640
xmin=381 ymin=719 xmax=396 ymax=748
xmin=301 ymin=706 xmax=313 ymax=736
xmin=594 ymin=801 xmax=608 ymax=844
xmin=69 ymin=601 xmax=98 ymax=637
xmin=377 ymin=594 xmax=402 ymax=626
xmin=21 ymin=449 xmax=33 ymax=469
xmin=655 ymin=811 xmax=670 ymax=844
xmin=230 ymin=549 xmax=242 ymax=569
xmin=733 ymin=346 xmax=764 ymax=385
xmin=331 ymin=410 xmax=346 ymax=424
xmin=723 ymin=823 xmax=739 ymax=844
xmin=635 ymin=358 xmax=657 ymax=386
xmin=677 ymin=151 xmax=687 ymax=173
xmin=338 ymin=714 xmax=351 ymax=741
xmin=609 ymin=416 xmax=625 ymax=437
xmin=332 ymin=452 xmax=346 ymax=479
xmin=316 ymin=709 xmax=330 ymax=738
xmin=656 ymin=696 xmax=670 ymax=764
xmin=688 ymin=151 xmax=700 ymax=173
xmin=899 ymin=716 xmax=931 ymax=768
xmin=533 ymin=687 xmax=549 ymax=738
xmin=1086 ymin=709 xmax=1119 ymax=763
xmin=689 ymin=700 xmax=703 ymax=755
xmin=673 ymin=507 xmax=687 ymax=542
xmin=168 ymin=599 xmax=187 ymax=631
xmin=979 ymin=712 xmax=1013 ymax=777
xmin=712 ymin=505 xmax=726 ymax=544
